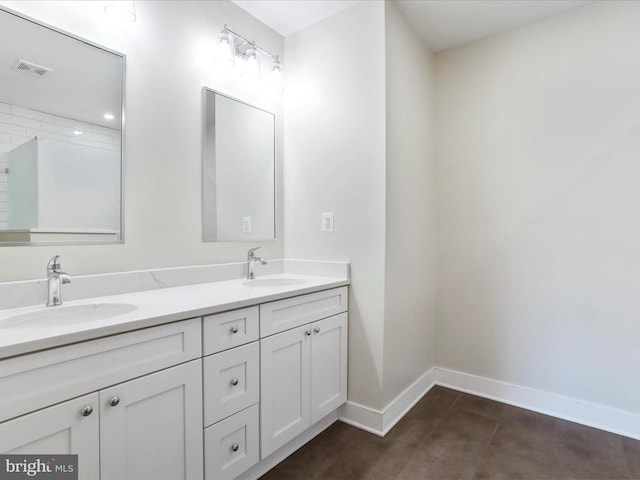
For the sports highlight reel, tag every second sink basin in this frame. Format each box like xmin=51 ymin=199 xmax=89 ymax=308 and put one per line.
xmin=0 ymin=303 xmax=138 ymax=329
xmin=242 ymin=277 xmax=308 ymax=288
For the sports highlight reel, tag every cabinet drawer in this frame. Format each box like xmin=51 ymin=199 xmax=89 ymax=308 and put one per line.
xmin=203 ymin=306 xmax=259 ymax=355
xmin=260 ymin=286 xmax=348 ymax=337
xmin=204 ymin=404 xmax=259 ymax=480
xmin=204 ymin=342 xmax=259 ymax=426
xmin=0 ymin=318 xmax=201 ymax=422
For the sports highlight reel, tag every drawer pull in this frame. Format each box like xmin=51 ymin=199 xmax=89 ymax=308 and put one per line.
xmin=81 ymin=405 xmax=93 ymax=417
xmin=230 ymin=325 xmax=239 ymax=334
xmin=230 ymin=377 xmax=239 ymax=386
xmin=314 ymin=327 xmax=320 ymax=334
xmin=231 ymin=443 xmax=239 ymax=452
xmin=109 ymin=396 xmax=120 ymax=407
xmin=305 ymin=330 xmax=311 ymax=336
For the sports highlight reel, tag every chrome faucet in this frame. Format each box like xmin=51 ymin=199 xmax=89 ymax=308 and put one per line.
xmin=247 ymin=247 xmax=267 ymax=280
xmin=46 ymin=255 xmax=71 ymax=307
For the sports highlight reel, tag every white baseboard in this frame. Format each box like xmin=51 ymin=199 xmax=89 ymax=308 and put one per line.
xmin=339 ymin=367 xmax=436 ymax=436
xmin=239 ymin=411 xmax=338 ymax=480
xmin=436 ymin=367 xmax=640 ymax=441
xmin=338 ymin=401 xmax=384 ymax=436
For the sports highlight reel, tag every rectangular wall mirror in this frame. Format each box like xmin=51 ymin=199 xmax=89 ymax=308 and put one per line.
xmin=202 ymin=88 xmax=275 ymax=242
xmin=0 ymin=8 xmax=124 ymax=245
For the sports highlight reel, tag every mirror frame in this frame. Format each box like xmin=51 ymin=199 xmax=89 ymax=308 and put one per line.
xmin=0 ymin=6 xmax=126 ymax=247
xmin=201 ymin=87 xmax=276 ymax=242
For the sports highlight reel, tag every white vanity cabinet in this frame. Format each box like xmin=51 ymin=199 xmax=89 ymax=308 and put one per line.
xmin=0 ymin=281 xmax=349 ymax=480
xmin=0 ymin=319 xmax=203 ymax=480
xmin=259 ymin=288 xmax=348 ymax=458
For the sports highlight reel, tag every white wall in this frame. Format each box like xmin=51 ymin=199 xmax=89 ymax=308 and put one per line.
xmin=436 ymin=1 xmax=640 ymax=413
xmin=382 ymin=1 xmax=437 ymax=407
xmin=283 ymin=1 xmax=388 ymax=409
xmin=0 ymin=0 xmax=283 ymax=282
xmin=284 ymin=0 xmax=438 ymax=413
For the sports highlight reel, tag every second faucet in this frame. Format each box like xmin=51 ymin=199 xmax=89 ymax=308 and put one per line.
xmin=46 ymin=255 xmax=71 ymax=307
xmin=246 ymin=247 xmax=267 ymax=280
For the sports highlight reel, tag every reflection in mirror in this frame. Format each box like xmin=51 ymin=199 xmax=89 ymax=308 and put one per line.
xmin=0 ymin=8 xmax=124 ymax=245
xmin=202 ymin=89 xmax=275 ymax=241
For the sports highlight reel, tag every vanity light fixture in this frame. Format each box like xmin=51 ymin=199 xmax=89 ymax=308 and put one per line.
xmin=214 ymin=24 xmax=283 ymax=89
xmin=104 ymin=0 xmax=137 ymax=24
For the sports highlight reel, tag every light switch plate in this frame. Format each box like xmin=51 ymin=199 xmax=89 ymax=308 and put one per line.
xmin=321 ymin=212 xmax=334 ymax=232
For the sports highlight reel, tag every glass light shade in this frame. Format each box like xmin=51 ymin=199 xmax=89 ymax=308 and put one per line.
xmin=266 ymin=61 xmax=283 ymax=91
xmin=104 ymin=2 xmax=136 ymax=23
xmin=213 ymin=31 xmax=235 ymax=72
xmin=240 ymin=46 xmax=261 ymax=80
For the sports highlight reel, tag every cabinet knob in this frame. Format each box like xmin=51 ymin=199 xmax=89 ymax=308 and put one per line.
xmin=81 ymin=405 xmax=93 ymax=417
xmin=109 ymin=396 xmax=120 ymax=407
xmin=305 ymin=330 xmax=311 ymax=336
xmin=230 ymin=378 xmax=239 ymax=386
xmin=314 ymin=327 xmax=320 ymax=334
xmin=231 ymin=443 xmax=239 ymax=452
xmin=230 ymin=326 xmax=239 ymax=334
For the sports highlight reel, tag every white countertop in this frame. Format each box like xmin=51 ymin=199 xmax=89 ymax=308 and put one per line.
xmin=0 ymin=273 xmax=349 ymax=359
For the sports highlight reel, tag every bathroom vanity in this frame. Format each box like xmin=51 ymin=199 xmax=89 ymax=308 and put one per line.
xmin=0 ymin=273 xmax=349 ymax=480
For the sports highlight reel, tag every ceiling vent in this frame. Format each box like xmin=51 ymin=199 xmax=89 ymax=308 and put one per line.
xmin=14 ymin=59 xmax=52 ymax=78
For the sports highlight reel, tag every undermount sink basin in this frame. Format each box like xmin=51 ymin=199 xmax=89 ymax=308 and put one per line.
xmin=242 ymin=277 xmax=308 ymax=288
xmin=1 ymin=303 xmax=138 ymax=329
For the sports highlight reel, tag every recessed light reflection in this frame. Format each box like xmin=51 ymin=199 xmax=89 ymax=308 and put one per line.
xmin=104 ymin=113 xmax=115 ymax=120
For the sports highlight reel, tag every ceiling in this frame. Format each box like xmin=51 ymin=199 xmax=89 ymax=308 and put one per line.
xmin=395 ymin=0 xmax=595 ymax=51
xmin=232 ymin=0 xmax=595 ymax=52
xmin=0 ymin=7 xmax=122 ymax=128
xmin=231 ymin=0 xmax=359 ymax=37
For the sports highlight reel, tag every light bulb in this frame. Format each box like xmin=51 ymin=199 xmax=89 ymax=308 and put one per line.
xmin=240 ymin=46 xmax=261 ymax=81
xmin=266 ymin=60 xmax=283 ymax=91
xmin=213 ymin=30 xmax=234 ymax=73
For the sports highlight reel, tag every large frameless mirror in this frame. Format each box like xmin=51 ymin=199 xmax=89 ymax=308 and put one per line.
xmin=202 ymin=88 xmax=275 ymax=242
xmin=0 ymin=8 xmax=124 ymax=245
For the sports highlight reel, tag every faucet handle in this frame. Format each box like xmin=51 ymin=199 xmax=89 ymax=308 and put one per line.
xmin=247 ymin=247 xmax=261 ymax=259
xmin=47 ymin=255 xmax=61 ymax=273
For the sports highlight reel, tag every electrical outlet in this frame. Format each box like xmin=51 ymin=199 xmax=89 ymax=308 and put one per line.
xmin=243 ymin=216 xmax=252 ymax=233
xmin=321 ymin=212 xmax=334 ymax=232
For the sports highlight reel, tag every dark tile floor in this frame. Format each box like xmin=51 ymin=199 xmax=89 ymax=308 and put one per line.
xmin=260 ymin=386 xmax=640 ymax=480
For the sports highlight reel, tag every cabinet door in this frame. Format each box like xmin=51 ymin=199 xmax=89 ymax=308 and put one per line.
xmin=100 ymin=360 xmax=203 ymax=480
xmin=0 ymin=393 xmax=99 ymax=480
xmin=311 ymin=313 xmax=348 ymax=424
xmin=260 ymin=324 xmax=311 ymax=458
